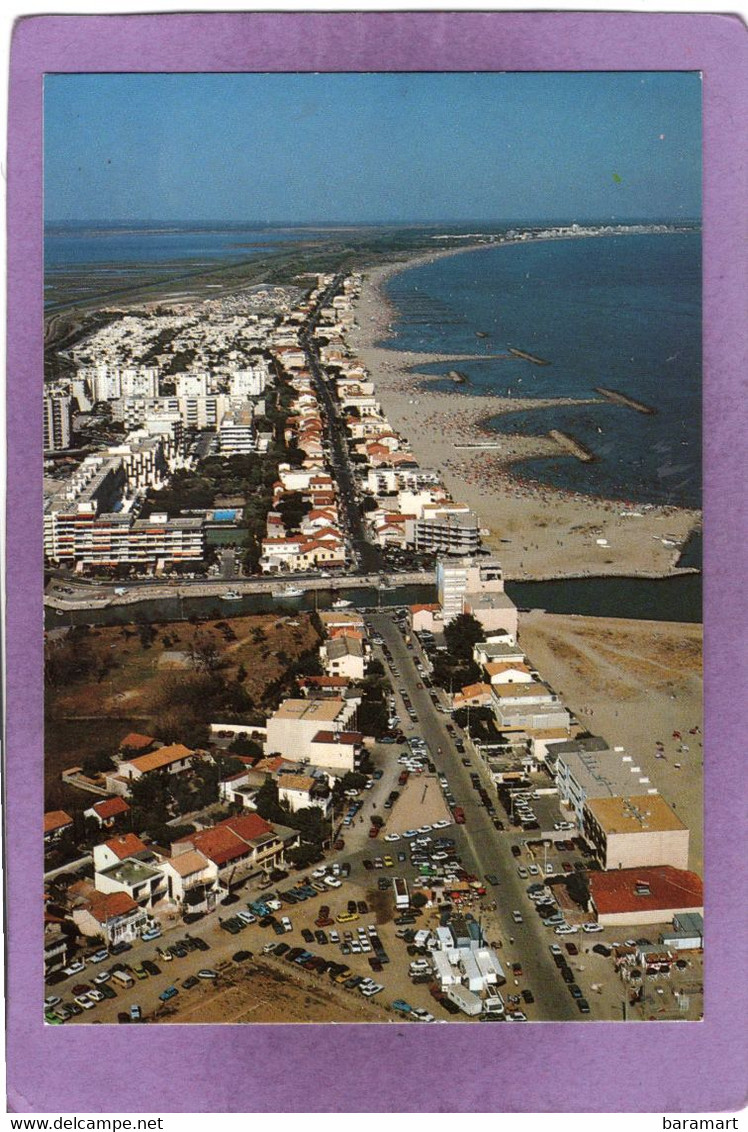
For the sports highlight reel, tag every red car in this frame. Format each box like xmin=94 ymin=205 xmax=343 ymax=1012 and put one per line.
xmin=453 ymin=807 xmax=465 ymax=824
xmin=368 ymin=826 xmax=380 ymax=838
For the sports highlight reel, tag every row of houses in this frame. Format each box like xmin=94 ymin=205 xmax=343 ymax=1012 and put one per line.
xmin=259 ymin=337 xmax=350 ymax=572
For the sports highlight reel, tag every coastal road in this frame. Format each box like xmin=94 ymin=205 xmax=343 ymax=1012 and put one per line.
xmin=368 ymin=610 xmax=579 ymax=1021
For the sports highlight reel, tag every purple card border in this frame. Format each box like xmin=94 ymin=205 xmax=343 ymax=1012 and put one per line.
xmin=7 ymin=11 xmax=748 ymax=1114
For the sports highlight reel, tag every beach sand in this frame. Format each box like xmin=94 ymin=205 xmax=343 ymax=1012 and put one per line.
xmin=348 ymin=253 xmax=702 ymax=583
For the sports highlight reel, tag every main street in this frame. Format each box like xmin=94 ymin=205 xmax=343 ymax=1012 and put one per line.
xmin=368 ymin=610 xmax=579 ymax=1021
xmin=300 ymin=273 xmax=384 ymax=574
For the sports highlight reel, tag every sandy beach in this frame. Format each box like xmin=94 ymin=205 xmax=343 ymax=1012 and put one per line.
xmin=348 ymin=250 xmax=702 ymax=584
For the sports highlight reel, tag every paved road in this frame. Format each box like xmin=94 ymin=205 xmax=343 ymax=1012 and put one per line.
xmin=369 ymin=610 xmax=579 ymax=1021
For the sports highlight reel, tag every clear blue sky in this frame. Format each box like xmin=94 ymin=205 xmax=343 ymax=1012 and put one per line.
xmin=44 ymin=72 xmax=702 ymax=224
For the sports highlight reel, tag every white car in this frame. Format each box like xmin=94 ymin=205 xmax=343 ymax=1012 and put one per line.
xmin=312 ymin=867 xmax=327 ymax=879
xmin=237 ymin=911 xmax=256 ymax=924
xmin=555 ymin=924 xmax=579 ymax=935
xmin=93 ymin=970 xmax=111 ymax=984
xmin=44 ymin=995 xmax=62 ymax=1009
xmin=324 ymin=876 xmax=342 ymax=888
xmin=74 ymin=994 xmax=95 ymax=1010
xmin=87 ymin=988 xmax=105 ymax=1002
xmin=281 ymin=917 xmax=293 ymax=932
xmin=404 ymin=829 xmax=419 ymax=838
xmin=506 ymin=1011 xmax=527 ymax=1022
xmin=383 ymin=833 xmax=400 ymax=843
xmin=329 ymin=930 xmax=340 ymax=943
xmin=417 ymin=825 xmax=432 ymax=834
xmin=527 ymin=864 xmax=540 ymax=876
xmin=517 ymin=866 xmax=528 ymax=879
xmin=432 ymin=819 xmax=451 ymax=829
xmin=265 ymin=898 xmax=282 ymax=912
xmin=512 ymin=911 xmax=523 ymax=924
xmin=263 ymin=942 xmax=278 ymax=954
xmin=582 ymin=922 xmax=604 ymax=933
xmin=63 ymin=959 xmax=86 ymax=976
xmin=549 ymin=944 xmax=563 ymax=956
xmin=361 ymin=983 xmax=384 ymax=997
xmin=412 ymin=1008 xmax=435 ymax=1023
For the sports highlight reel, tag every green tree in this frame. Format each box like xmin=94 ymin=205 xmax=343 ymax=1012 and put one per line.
xmin=444 ymin=613 xmax=484 ymax=662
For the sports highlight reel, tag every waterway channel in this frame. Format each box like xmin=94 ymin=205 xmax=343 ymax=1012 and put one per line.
xmin=45 ymin=572 xmax=701 ymax=630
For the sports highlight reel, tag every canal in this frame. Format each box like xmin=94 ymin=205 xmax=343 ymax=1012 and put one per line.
xmin=45 ymin=572 xmax=701 ymax=630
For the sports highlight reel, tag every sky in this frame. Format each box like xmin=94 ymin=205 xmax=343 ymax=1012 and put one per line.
xmin=44 ymin=71 xmax=702 ymax=224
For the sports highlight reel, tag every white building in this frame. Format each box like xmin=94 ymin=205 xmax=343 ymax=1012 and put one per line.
xmin=229 ymin=366 xmax=268 ymax=398
xmin=43 ymin=394 xmax=72 ymax=451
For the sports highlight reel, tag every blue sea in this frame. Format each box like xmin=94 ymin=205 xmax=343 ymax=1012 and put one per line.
xmin=382 ymin=232 xmax=702 ymax=509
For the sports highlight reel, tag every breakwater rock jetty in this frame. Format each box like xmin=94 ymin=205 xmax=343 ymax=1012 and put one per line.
xmin=509 ymin=346 xmax=551 ymax=366
xmin=549 ymin=429 xmax=597 ymax=462
xmin=595 ymin=386 xmax=657 ymax=415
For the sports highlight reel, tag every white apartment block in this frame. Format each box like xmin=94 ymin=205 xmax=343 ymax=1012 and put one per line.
xmin=175 ymin=372 xmax=210 ymax=398
xmin=43 ymin=394 xmax=72 ymax=451
xmin=229 ymin=366 xmax=268 ymax=398
xmin=219 ymin=407 xmax=256 ymax=454
xmin=80 ymin=365 xmax=160 ymax=403
xmin=436 ymin=556 xmax=506 ymax=624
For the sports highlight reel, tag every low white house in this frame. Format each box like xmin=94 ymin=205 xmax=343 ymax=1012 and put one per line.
xmin=277 ymin=772 xmax=332 ymax=816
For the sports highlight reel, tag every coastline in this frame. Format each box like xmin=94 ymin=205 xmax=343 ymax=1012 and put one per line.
xmin=348 ymin=245 xmax=702 ymax=585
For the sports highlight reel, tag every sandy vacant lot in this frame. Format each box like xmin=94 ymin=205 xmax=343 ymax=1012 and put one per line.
xmin=160 ymin=957 xmax=389 ymax=1025
xmin=518 ymin=611 xmax=703 ymax=872
xmin=386 ymin=774 xmax=452 ymax=835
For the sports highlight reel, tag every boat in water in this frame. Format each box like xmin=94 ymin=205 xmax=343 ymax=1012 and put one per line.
xmin=332 ymin=597 xmax=353 ymax=609
xmin=272 ymin=584 xmax=305 ymax=599
xmin=222 ymin=590 xmax=242 ymax=601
